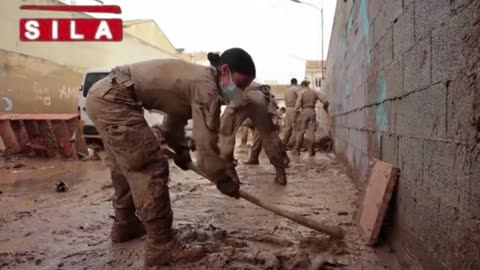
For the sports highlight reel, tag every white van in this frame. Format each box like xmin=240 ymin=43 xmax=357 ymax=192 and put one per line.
xmin=78 ymin=68 xmax=167 ymax=141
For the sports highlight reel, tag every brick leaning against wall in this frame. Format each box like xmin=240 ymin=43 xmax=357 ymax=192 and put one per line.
xmin=325 ymin=0 xmax=480 ymax=269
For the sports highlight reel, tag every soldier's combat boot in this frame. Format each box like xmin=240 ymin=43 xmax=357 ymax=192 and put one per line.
xmin=111 ymin=210 xmax=146 ymax=243
xmin=274 ymin=168 xmax=287 ymax=185
xmin=144 ymin=221 xmax=205 ymax=267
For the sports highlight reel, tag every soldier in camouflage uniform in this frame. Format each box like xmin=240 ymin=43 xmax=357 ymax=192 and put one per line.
xmin=86 ymin=48 xmax=256 ymax=268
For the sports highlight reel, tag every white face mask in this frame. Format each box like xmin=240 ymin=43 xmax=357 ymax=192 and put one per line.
xmin=220 ymin=71 xmax=242 ymax=101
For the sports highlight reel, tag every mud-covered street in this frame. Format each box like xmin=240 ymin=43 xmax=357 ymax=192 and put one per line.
xmin=0 ymin=148 xmax=392 ymax=270
xmin=0 ymin=0 xmax=477 ymax=269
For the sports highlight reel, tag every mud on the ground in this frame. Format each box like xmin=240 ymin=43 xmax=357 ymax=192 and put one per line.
xmin=0 ymin=150 xmax=390 ymax=270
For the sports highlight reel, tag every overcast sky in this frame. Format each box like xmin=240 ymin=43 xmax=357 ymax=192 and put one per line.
xmin=70 ymin=0 xmax=336 ymax=84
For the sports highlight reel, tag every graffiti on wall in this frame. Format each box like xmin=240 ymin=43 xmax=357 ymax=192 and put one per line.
xmin=347 ymin=12 xmax=354 ymax=34
xmin=338 ymin=0 xmax=372 ymax=114
xmin=359 ymin=0 xmax=371 ymax=65
xmin=0 ymin=70 xmax=11 ymax=111
xmin=35 ymin=95 xmax=52 ymax=106
xmin=1 ymin=96 xmax=13 ymax=111
xmin=1 ymin=84 xmax=77 ymax=112
xmin=375 ymin=71 xmax=388 ymax=142
xmin=59 ymin=86 xmax=77 ymax=100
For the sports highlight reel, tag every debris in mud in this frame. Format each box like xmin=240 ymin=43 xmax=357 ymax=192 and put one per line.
xmin=10 ymin=169 xmax=34 ymax=174
xmin=308 ymin=253 xmax=349 ymax=270
xmin=87 ymin=239 xmax=107 ymax=247
xmin=101 ymin=183 xmax=113 ymax=190
xmin=313 ymin=135 xmax=334 ymax=153
xmin=300 ymin=235 xmax=349 ymax=257
xmin=189 ymin=185 xmax=200 ymax=192
xmin=56 ymin=181 xmax=68 ymax=192
xmin=87 ymin=143 xmax=103 ymax=152
xmin=0 ymin=250 xmax=46 ymax=269
xmin=14 ymin=211 xmax=33 ymax=221
xmin=277 ymin=248 xmax=312 ymax=269
xmin=308 ymin=254 xmax=330 ymax=270
xmin=169 ymin=223 xmax=351 ymax=270
xmin=339 ymin=222 xmax=354 ymax=226
xmin=12 ymin=163 xmax=25 ymax=169
xmin=337 ymin=211 xmax=349 ymax=216
xmin=251 ymin=234 xmax=294 ymax=247
xmin=52 ymin=229 xmax=73 ymax=236
xmin=79 ymin=148 xmax=102 ymax=161
xmin=232 ymin=250 xmax=283 ymax=269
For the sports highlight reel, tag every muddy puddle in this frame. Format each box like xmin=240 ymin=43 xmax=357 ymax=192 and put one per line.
xmin=0 ymin=149 xmax=391 ymax=270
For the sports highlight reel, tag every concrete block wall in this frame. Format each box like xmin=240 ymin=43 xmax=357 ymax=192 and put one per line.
xmin=325 ymin=0 xmax=480 ymax=269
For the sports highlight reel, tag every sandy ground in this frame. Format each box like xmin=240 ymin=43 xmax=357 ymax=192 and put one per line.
xmin=0 ymin=148 xmax=394 ymax=270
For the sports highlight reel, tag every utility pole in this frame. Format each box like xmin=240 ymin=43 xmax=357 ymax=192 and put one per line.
xmin=290 ymin=0 xmax=325 ymax=81
xmin=321 ymin=3 xmax=324 ymax=80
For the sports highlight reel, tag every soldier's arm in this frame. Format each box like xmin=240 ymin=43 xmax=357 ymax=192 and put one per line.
xmin=191 ymin=82 xmax=229 ymax=179
xmin=161 ymin=115 xmax=188 ymax=153
xmin=268 ymin=96 xmax=281 ymax=131
xmin=295 ymin=90 xmax=303 ymax=111
xmin=315 ymin=90 xmax=328 ymax=104
xmin=315 ymin=90 xmax=330 ymax=111
xmin=218 ymin=101 xmax=249 ymax=163
xmin=245 ymin=91 xmax=289 ymax=170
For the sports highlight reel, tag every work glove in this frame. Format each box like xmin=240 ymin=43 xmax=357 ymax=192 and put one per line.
xmin=187 ymin=136 xmax=196 ymax=152
xmin=216 ymin=167 xmax=240 ymax=199
xmin=173 ymin=147 xmax=192 ymax=171
xmin=323 ymin=101 xmax=330 ymax=112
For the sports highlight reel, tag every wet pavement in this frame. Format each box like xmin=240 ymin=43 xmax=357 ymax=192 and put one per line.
xmin=0 ymin=148 xmax=392 ymax=270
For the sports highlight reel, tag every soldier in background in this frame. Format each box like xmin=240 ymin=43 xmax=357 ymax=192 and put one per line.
xmin=277 ymin=107 xmax=286 ymax=130
xmin=281 ymin=78 xmax=302 ymax=149
xmin=293 ymin=80 xmax=329 ymax=156
xmin=219 ymin=85 xmax=289 ymax=185
xmin=238 ymin=119 xmax=253 ymax=148
xmin=243 ymin=92 xmax=282 ymax=165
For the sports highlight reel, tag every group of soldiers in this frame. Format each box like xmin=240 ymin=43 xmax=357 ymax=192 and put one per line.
xmin=238 ymin=77 xmax=329 ymax=165
xmin=84 ymin=47 xmax=328 ymax=268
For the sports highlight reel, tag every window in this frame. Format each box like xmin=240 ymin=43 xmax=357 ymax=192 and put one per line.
xmin=315 ymin=78 xmax=322 ymax=88
xmin=83 ymin=72 xmax=109 ymax=97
